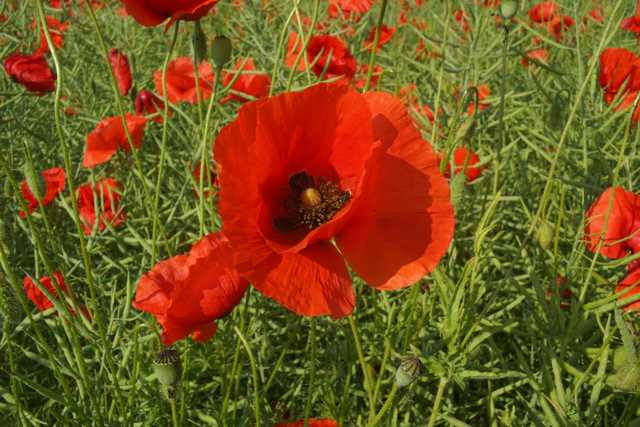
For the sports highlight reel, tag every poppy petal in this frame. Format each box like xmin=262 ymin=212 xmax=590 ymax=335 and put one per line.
xmin=336 ymin=92 xmax=454 ymax=290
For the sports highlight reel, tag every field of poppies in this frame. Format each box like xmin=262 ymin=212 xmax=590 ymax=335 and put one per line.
xmin=3 ymin=0 xmax=640 ymax=426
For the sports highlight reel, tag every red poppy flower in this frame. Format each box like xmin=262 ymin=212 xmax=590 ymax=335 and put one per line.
xmin=32 ymin=16 xmax=69 ymax=56
xmin=135 ymin=90 xmax=169 ymax=123
xmin=622 ymin=15 xmax=640 ymax=38
xmin=598 ymin=48 xmax=640 ymax=110
xmin=547 ymin=15 xmax=575 ymax=41
xmin=155 ymin=57 xmax=215 ymax=104
xmin=306 ymin=35 xmax=357 ymax=81
xmin=77 ymin=178 xmax=126 ymax=235
xmin=109 ymin=48 xmax=132 ymax=96
xmin=587 ymin=6 xmax=604 ymax=24
xmin=221 ymin=58 xmax=271 ymax=104
xmin=214 ymin=83 xmax=454 ymax=318
xmin=121 ymin=0 xmax=218 ymax=28
xmin=521 ymin=48 xmax=549 ymax=68
xmin=529 ymin=2 xmax=559 ymax=23
xmin=364 ymin=25 xmax=396 ymax=51
xmin=275 ymin=419 xmax=339 ymax=427
xmin=616 ymin=267 xmax=640 ymax=312
xmin=133 ymin=232 xmax=248 ymax=345
xmin=328 ymin=0 xmax=374 ymax=19
xmin=19 ymin=167 xmax=66 ymax=218
xmin=454 ymin=9 xmax=470 ymax=34
xmin=584 ymin=187 xmax=640 ymax=259
xmin=456 ymin=84 xmax=491 ymax=115
xmin=23 ymin=272 xmax=68 ymax=312
xmin=3 ymin=52 xmax=56 ymax=95
xmin=444 ymin=147 xmax=485 ymax=183
xmin=83 ymin=114 xmax=147 ymax=168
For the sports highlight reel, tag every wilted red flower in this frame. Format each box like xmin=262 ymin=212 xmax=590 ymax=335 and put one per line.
xmin=32 ymin=16 xmax=69 ymax=56
xmin=77 ymin=178 xmax=126 ymax=234
xmin=221 ymin=58 xmax=271 ymax=104
xmin=121 ymin=0 xmax=218 ymax=28
xmin=23 ymin=272 xmax=68 ymax=312
xmin=135 ymin=90 xmax=168 ymax=123
xmin=155 ymin=57 xmax=215 ymax=104
xmin=214 ymin=83 xmax=454 ymax=318
xmin=19 ymin=167 xmax=66 ymax=218
xmin=444 ymin=147 xmax=485 ymax=183
xmin=521 ymin=48 xmax=549 ymax=68
xmin=3 ymin=52 xmax=56 ymax=95
xmin=275 ymin=419 xmax=339 ymax=427
xmin=133 ymin=232 xmax=248 ymax=345
xmin=364 ymin=25 xmax=396 ymax=51
xmin=83 ymin=114 xmax=147 ymax=168
xmin=584 ymin=187 xmax=640 ymax=259
xmin=598 ymin=48 xmax=640 ymax=117
xmin=109 ymin=48 xmax=132 ymax=96
xmin=529 ymin=2 xmax=560 ymax=23
xmin=616 ymin=267 xmax=640 ymax=312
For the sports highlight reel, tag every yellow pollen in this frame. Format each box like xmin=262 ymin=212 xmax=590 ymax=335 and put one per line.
xmin=300 ymin=188 xmax=322 ymax=208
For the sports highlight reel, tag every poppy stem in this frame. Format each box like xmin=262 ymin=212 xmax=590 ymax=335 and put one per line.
xmin=493 ymin=24 xmax=510 ymax=194
xmin=285 ymin=0 xmax=321 ymax=91
xmin=363 ymin=0 xmax=388 ymax=92
xmin=348 ymin=316 xmax=376 ymax=416
xmin=366 ymin=383 xmax=398 ymax=427
xmin=426 ymin=376 xmax=448 ymax=427
xmin=170 ymin=398 xmax=180 ymax=427
xmin=234 ymin=326 xmax=262 ymax=426
xmin=269 ymin=0 xmax=301 ymax=96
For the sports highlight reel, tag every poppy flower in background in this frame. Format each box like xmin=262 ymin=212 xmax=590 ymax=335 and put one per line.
xmin=328 ymin=0 xmax=374 ymax=19
xmin=221 ymin=58 xmax=271 ymax=104
xmin=108 ymin=48 xmax=132 ymax=96
xmin=133 ymin=232 xmax=249 ymax=346
xmin=135 ymin=89 xmax=169 ymax=123
xmin=3 ymin=52 xmax=56 ymax=94
xmin=456 ymin=84 xmax=491 ymax=116
xmin=214 ymin=83 xmax=454 ymax=318
xmin=598 ymin=48 xmax=640 ymax=121
xmin=83 ymin=114 xmax=147 ymax=168
xmin=364 ymin=25 xmax=396 ymax=51
xmin=23 ymin=272 xmax=68 ymax=312
xmin=621 ymin=0 xmax=640 ymax=38
xmin=529 ymin=2 xmax=560 ymax=23
xmin=547 ymin=14 xmax=575 ymax=42
xmin=584 ymin=187 xmax=640 ymax=259
xmin=32 ymin=16 xmax=69 ymax=56
xmin=154 ymin=57 xmax=215 ymax=104
xmin=275 ymin=419 xmax=340 ymax=427
xmin=77 ymin=178 xmax=126 ymax=235
xmin=121 ymin=0 xmax=218 ymax=28
xmin=285 ymin=33 xmax=357 ymax=82
xmin=616 ymin=267 xmax=640 ymax=312
xmin=443 ymin=147 xmax=486 ymax=183
xmin=19 ymin=167 xmax=66 ymax=218
xmin=454 ymin=9 xmax=470 ymax=34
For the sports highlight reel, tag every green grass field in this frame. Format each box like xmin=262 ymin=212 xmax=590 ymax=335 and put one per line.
xmin=1 ymin=0 xmax=640 ymax=426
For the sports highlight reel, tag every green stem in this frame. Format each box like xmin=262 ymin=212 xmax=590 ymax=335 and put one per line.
xmin=286 ymin=0 xmax=320 ymax=91
xmin=304 ymin=318 xmax=317 ymax=426
xmin=234 ymin=326 xmax=261 ymax=427
xmin=348 ymin=316 xmax=375 ymax=414
xmin=427 ymin=377 xmax=448 ymax=427
xmin=367 ymin=384 xmax=398 ymax=427
xmin=170 ymin=398 xmax=180 ymax=427
xmin=493 ymin=25 xmax=509 ymax=194
xmin=363 ymin=0 xmax=389 ymax=92
xmin=152 ymin=24 xmax=180 ymax=264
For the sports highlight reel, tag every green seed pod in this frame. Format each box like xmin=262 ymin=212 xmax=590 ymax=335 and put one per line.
xmin=450 ymin=172 xmax=466 ymax=211
xmin=23 ymin=161 xmax=45 ymax=202
xmin=153 ymin=347 xmax=181 ymax=386
xmin=613 ymin=346 xmax=633 ymax=371
xmin=192 ymin=22 xmax=208 ymax=65
xmin=548 ymin=97 xmax=565 ymax=131
xmin=536 ymin=221 xmax=553 ymax=250
xmin=499 ymin=1 xmax=518 ymax=20
xmin=609 ymin=363 xmax=640 ymax=393
xmin=211 ymin=36 xmax=232 ymax=70
xmin=395 ymin=357 xmax=423 ymax=388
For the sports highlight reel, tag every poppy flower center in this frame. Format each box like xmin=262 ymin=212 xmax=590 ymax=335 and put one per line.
xmin=273 ymin=171 xmax=351 ymax=232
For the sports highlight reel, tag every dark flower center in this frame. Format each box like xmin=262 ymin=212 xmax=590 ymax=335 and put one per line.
xmin=273 ymin=171 xmax=351 ymax=232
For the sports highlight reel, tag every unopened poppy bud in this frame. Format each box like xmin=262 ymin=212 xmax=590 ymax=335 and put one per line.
xmin=23 ymin=162 xmax=45 ymax=202
xmin=500 ymin=1 xmax=518 ymax=20
xmin=536 ymin=221 xmax=553 ymax=250
xmin=613 ymin=346 xmax=633 ymax=371
xmin=153 ymin=347 xmax=181 ymax=386
xmin=192 ymin=22 xmax=208 ymax=65
xmin=608 ymin=362 xmax=640 ymax=392
xmin=395 ymin=357 xmax=422 ymax=388
xmin=211 ymin=36 xmax=232 ymax=70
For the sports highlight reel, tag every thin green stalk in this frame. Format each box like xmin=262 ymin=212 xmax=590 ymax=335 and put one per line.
xmin=363 ymin=0 xmax=389 ymax=92
xmin=304 ymin=318 xmax=317 ymax=427
xmin=493 ymin=24 xmax=510 ymax=194
xmin=348 ymin=316 xmax=375 ymax=413
xmin=286 ymin=0 xmax=320 ymax=91
xmin=427 ymin=377 xmax=449 ymax=427
xmin=152 ymin=24 xmax=180 ymax=263
xmin=171 ymin=399 xmax=180 ymax=427
xmin=367 ymin=384 xmax=398 ymax=427
xmin=234 ymin=326 xmax=261 ymax=427
xmin=269 ymin=0 xmax=302 ymax=96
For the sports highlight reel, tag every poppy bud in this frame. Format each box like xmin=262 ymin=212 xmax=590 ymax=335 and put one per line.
xmin=499 ymin=1 xmax=518 ymax=20
xmin=22 ymin=162 xmax=45 ymax=202
xmin=536 ymin=221 xmax=554 ymax=250
xmin=450 ymin=172 xmax=466 ymax=210
xmin=613 ymin=346 xmax=634 ymax=371
xmin=395 ymin=357 xmax=423 ymax=388
xmin=192 ymin=22 xmax=208 ymax=65
xmin=211 ymin=36 xmax=232 ymax=70
xmin=608 ymin=363 xmax=640 ymax=392
xmin=153 ymin=347 xmax=181 ymax=386
xmin=548 ymin=96 xmax=565 ymax=131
